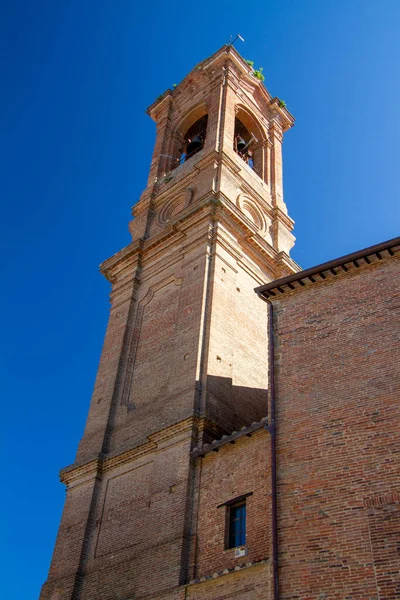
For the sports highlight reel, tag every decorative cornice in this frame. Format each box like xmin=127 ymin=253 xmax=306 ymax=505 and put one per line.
xmin=100 ymin=200 xmax=216 ymax=283
xmin=100 ymin=239 xmax=143 ymax=282
xmin=147 ymin=90 xmax=173 ymax=121
xmin=152 ymin=150 xmax=219 ymax=201
xmin=256 ymin=236 xmax=400 ymax=299
xmin=101 ymin=193 xmax=298 ymax=296
xmin=60 ymin=417 xmax=201 ymax=487
xmin=192 ymin=416 xmax=268 ymax=458
xmin=60 ymin=459 xmax=102 ymax=486
xmin=276 ymin=251 xmax=301 ymax=277
xmin=274 ymin=206 xmax=295 ymax=230
xmin=269 ymin=98 xmax=295 ymax=131
xmin=213 ymin=200 xmax=298 ymax=279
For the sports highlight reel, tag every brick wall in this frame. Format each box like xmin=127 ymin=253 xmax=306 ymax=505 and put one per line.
xmin=271 ymin=256 xmax=400 ymax=599
xmin=187 ymin=562 xmax=272 ymax=600
xmin=195 ymin=429 xmax=271 ymax=578
xmin=106 ymin=234 xmax=209 ymax=453
xmin=365 ymin=494 xmax=400 ymax=599
xmin=204 ymin=240 xmax=270 ymax=437
xmin=41 ymin=428 xmax=195 ymax=600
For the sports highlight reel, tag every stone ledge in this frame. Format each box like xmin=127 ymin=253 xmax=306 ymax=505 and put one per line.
xmin=187 ymin=558 xmax=270 ymax=587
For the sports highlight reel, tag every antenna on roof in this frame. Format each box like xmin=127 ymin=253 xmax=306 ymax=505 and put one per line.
xmin=228 ymin=34 xmax=245 ymax=46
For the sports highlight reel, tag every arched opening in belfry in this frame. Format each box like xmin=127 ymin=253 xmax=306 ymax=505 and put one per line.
xmin=166 ymin=105 xmax=208 ymax=173
xmin=233 ymin=107 xmax=265 ymax=180
xmin=234 ymin=117 xmax=257 ymax=171
xmin=181 ymin=114 xmax=208 ymax=163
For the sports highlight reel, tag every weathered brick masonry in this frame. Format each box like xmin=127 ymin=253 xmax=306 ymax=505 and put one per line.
xmin=41 ymin=43 xmax=400 ymax=600
xmin=194 ymin=427 xmax=271 ymax=578
xmin=257 ymin=239 xmax=400 ymax=599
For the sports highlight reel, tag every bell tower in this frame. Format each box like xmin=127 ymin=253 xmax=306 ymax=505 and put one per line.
xmin=40 ymin=45 xmax=298 ymax=600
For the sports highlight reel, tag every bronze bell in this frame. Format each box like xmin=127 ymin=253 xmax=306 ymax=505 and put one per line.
xmin=186 ymin=135 xmax=203 ymax=158
xmin=237 ymin=135 xmax=246 ymax=153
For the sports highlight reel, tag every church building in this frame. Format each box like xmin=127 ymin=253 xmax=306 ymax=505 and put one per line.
xmin=40 ymin=45 xmax=400 ymax=600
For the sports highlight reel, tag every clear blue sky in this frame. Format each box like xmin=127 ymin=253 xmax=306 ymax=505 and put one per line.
xmin=1 ymin=1 xmax=399 ymax=597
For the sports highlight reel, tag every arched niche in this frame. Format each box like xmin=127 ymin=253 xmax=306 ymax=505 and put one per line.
xmin=234 ymin=106 xmax=266 ymax=182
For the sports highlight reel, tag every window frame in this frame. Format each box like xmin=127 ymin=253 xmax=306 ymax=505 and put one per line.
xmin=227 ymin=501 xmax=247 ymax=549
xmin=218 ymin=492 xmax=252 ymax=550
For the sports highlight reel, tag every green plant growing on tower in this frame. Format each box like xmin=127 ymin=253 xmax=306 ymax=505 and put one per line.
xmin=245 ymin=59 xmax=254 ymax=67
xmin=253 ymin=67 xmax=265 ymax=82
xmin=278 ymin=99 xmax=287 ymax=109
xmin=172 ymin=83 xmax=177 ymax=89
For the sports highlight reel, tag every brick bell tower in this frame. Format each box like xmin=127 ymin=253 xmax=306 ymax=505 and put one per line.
xmin=40 ymin=45 xmax=298 ymax=600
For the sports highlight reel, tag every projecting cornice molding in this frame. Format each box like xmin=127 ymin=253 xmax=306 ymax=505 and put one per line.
xmin=269 ymin=98 xmax=295 ymax=132
xmin=274 ymin=206 xmax=295 ymax=230
xmin=192 ymin=416 xmax=269 ymax=459
xmin=100 ymin=198 xmax=218 ymax=282
xmin=60 ymin=417 xmax=199 ymax=488
xmin=146 ymin=44 xmax=295 ymax=132
xmin=100 ymin=239 xmax=143 ymax=283
xmin=255 ymin=236 xmax=400 ymax=299
xmin=101 ymin=193 xmax=299 ymax=293
xmin=187 ymin=557 xmax=271 ymax=588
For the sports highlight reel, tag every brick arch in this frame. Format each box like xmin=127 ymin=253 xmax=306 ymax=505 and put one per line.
xmin=234 ymin=104 xmax=265 ymax=143
xmin=169 ymin=103 xmax=208 ymax=169
xmin=234 ymin=105 xmax=267 ymax=181
xmin=175 ymin=102 xmax=208 ymax=138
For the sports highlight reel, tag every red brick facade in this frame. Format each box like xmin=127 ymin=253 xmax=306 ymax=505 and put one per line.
xmin=265 ymin=252 xmax=400 ymax=600
xmin=195 ymin=429 xmax=271 ymax=578
xmin=40 ymin=45 xmax=400 ymax=600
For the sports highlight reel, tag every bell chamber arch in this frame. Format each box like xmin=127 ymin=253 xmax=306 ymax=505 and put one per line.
xmin=233 ymin=105 xmax=267 ymax=183
xmin=183 ymin=114 xmax=208 ymax=161
xmin=168 ymin=104 xmax=208 ymax=172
